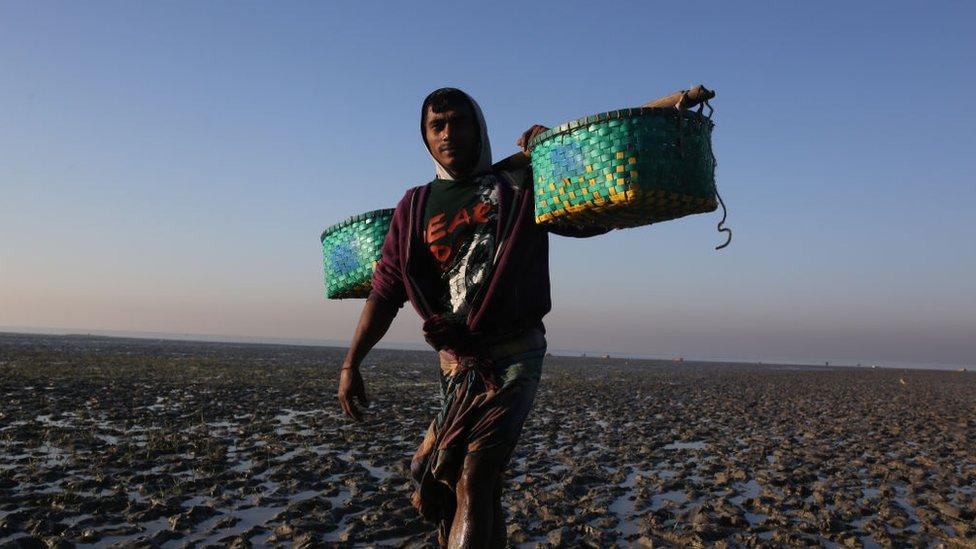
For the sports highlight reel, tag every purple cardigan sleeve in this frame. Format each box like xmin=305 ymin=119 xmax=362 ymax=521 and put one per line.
xmin=367 ymin=189 xmax=413 ymax=310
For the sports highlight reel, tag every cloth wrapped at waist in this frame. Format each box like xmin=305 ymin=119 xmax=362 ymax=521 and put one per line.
xmin=410 ymin=323 xmax=546 ymax=524
xmin=422 ymin=315 xmax=544 ymax=391
xmin=422 ymin=314 xmax=543 ymax=357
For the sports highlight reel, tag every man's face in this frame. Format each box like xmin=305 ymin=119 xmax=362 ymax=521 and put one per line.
xmin=424 ymin=103 xmax=480 ymax=178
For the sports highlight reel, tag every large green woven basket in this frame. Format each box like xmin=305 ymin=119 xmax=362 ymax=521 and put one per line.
xmin=529 ymin=107 xmax=717 ymax=229
xmin=320 ymin=208 xmax=394 ymax=299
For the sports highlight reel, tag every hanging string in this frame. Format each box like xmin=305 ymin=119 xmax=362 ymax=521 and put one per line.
xmin=714 ymin=190 xmax=732 ymax=250
xmin=700 ymin=99 xmax=732 ymax=250
xmin=672 ymin=91 xmax=731 ymax=250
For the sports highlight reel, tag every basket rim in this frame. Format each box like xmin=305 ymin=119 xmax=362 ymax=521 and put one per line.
xmin=320 ymin=208 xmax=396 ymax=243
xmin=527 ymin=107 xmax=713 ymax=151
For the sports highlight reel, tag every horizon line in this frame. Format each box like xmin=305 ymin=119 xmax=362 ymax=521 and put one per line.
xmin=0 ymin=325 xmax=971 ymax=372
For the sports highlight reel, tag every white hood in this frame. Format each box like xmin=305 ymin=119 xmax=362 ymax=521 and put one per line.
xmin=421 ymin=88 xmax=492 ymax=181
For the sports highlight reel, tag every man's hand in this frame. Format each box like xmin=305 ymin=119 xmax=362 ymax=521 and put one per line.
xmin=516 ymin=124 xmax=549 ymax=153
xmin=338 ymin=364 xmax=369 ymax=421
xmin=337 ymin=298 xmax=397 ymax=422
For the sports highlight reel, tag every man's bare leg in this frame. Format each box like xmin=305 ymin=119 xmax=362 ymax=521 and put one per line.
xmin=449 ymin=451 xmax=501 ymax=549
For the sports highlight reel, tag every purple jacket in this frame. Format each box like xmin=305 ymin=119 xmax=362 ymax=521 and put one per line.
xmin=368 ymin=169 xmax=603 ymax=349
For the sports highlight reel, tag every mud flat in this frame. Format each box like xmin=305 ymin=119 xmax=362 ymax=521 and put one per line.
xmin=1 ymin=332 xmax=974 ymax=547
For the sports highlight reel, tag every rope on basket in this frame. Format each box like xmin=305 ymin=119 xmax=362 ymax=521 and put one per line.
xmin=693 ymin=97 xmax=732 ymax=251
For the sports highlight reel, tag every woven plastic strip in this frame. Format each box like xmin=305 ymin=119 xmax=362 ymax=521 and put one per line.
xmin=320 ymin=208 xmax=394 ymax=299
xmin=528 ymin=107 xmax=717 ymax=230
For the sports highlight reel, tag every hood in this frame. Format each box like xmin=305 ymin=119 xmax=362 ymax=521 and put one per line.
xmin=421 ymin=88 xmax=492 ymax=181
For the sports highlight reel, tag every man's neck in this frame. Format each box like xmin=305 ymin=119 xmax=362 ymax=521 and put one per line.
xmin=437 ymin=170 xmax=476 ymax=183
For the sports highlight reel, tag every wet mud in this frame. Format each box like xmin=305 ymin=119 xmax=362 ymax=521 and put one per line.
xmin=1 ymin=333 xmax=974 ymax=547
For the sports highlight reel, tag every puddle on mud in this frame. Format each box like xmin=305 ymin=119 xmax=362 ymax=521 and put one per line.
xmin=662 ymin=440 xmax=708 ymax=450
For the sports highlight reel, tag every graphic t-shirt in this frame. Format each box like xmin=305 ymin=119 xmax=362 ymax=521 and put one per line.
xmin=422 ymin=175 xmax=499 ymax=322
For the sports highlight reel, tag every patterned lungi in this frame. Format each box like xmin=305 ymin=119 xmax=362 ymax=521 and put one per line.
xmin=409 ymin=328 xmax=545 ymax=525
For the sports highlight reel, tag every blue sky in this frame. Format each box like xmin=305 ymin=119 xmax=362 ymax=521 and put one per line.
xmin=1 ymin=1 xmax=973 ymax=366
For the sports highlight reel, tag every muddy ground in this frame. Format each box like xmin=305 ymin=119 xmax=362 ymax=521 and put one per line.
xmin=0 ymin=332 xmax=974 ymax=548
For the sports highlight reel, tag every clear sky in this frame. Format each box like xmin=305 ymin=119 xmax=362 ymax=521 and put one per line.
xmin=2 ymin=1 xmax=974 ymax=367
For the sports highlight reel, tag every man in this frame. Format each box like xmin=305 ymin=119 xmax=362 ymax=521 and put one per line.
xmin=337 ymin=88 xmax=604 ymax=548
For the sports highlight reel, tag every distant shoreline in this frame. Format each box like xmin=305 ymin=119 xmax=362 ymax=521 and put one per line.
xmin=1 ymin=327 xmax=970 ymax=372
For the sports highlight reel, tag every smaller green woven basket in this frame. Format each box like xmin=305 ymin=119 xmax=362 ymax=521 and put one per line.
xmin=529 ymin=107 xmax=718 ymax=230
xmin=320 ymin=208 xmax=394 ymax=299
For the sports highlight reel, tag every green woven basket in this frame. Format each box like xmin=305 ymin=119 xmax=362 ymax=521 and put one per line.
xmin=320 ymin=208 xmax=394 ymax=299
xmin=529 ymin=107 xmax=717 ymax=229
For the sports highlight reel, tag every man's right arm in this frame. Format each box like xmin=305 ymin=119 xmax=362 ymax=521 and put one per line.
xmin=337 ymin=297 xmax=398 ymax=421
xmin=337 ymin=188 xmax=413 ymax=421
xmin=342 ymin=297 xmax=398 ymax=370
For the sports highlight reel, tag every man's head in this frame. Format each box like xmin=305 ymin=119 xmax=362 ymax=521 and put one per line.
xmin=422 ymin=88 xmax=482 ymax=179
